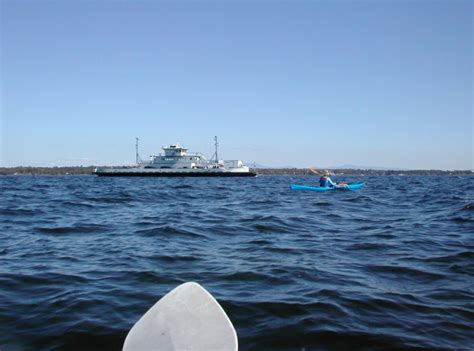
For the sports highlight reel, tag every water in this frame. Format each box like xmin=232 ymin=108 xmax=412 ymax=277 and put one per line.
xmin=0 ymin=175 xmax=473 ymax=351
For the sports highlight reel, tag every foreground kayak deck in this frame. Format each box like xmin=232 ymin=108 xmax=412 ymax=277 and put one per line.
xmin=124 ymin=282 xmax=238 ymax=351
xmin=290 ymin=183 xmax=365 ymax=191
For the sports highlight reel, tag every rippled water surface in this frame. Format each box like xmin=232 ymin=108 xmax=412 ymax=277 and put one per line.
xmin=0 ymin=175 xmax=473 ymax=350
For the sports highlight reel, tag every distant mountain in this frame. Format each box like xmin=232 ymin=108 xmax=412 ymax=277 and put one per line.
xmin=250 ymin=163 xmax=301 ymax=169
xmin=330 ymin=164 xmax=411 ymax=171
xmin=248 ymin=162 xmax=272 ymax=169
xmin=246 ymin=162 xmax=261 ymax=168
xmin=250 ymin=163 xmax=411 ymax=171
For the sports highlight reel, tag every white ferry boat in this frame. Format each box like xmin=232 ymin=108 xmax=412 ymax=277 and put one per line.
xmin=95 ymin=137 xmax=256 ymax=177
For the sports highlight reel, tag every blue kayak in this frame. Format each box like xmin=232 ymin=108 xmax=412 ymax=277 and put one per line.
xmin=290 ymin=183 xmax=365 ymax=192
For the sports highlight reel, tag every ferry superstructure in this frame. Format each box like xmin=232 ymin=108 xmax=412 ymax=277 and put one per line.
xmin=94 ymin=137 xmax=256 ymax=177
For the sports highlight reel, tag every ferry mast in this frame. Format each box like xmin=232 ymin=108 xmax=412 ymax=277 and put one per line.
xmin=212 ymin=136 xmax=219 ymax=164
xmin=135 ymin=137 xmax=143 ymax=166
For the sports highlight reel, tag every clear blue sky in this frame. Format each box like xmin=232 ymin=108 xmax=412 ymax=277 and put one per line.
xmin=1 ymin=0 xmax=472 ymax=169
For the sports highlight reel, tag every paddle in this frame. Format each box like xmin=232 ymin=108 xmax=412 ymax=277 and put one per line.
xmin=123 ymin=282 xmax=238 ymax=351
xmin=308 ymin=167 xmax=324 ymax=176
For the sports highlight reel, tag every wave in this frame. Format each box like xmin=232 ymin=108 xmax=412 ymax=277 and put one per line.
xmin=134 ymin=225 xmax=207 ymax=239
xmin=36 ymin=224 xmax=109 ymax=235
xmin=62 ymin=201 xmax=96 ymax=209
xmin=77 ymin=192 xmax=133 ymax=204
xmin=422 ymin=251 xmax=474 ymax=263
xmin=220 ymin=271 xmax=282 ymax=283
xmin=449 ymin=216 xmax=473 ymax=223
xmin=241 ymin=328 xmax=433 ymax=351
xmin=365 ymin=265 xmax=445 ymax=281
xmin=0 ymin=208 xmax=44 ymax=216
xmin=0 ymin=272 xmax=89 ymax=289
xmin=347 ymin=242 xmax=393 ymax=251
xmin=170 ymin=184 xmax=194 ymax=189
xmin=149 ymin=254 xmax=200 ymax=263
xmin=253 ymin=223 xmax=291 ymax=234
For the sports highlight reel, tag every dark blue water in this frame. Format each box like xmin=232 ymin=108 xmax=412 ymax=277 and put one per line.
xmin=0 ymin=175 xmax=473 ymax=350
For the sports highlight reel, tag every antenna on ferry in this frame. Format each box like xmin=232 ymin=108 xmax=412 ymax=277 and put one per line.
xmin=214 ymin=136 xmax=219 ymax=164
xmin=135 ymin=137 xmax=141 ymax=166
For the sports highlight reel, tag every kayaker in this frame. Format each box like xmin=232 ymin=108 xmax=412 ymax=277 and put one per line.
xmin=309 ymin=168 xmax=345 ymax=187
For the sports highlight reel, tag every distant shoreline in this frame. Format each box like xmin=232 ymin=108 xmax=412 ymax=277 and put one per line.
xmin=0 ymin=166 xmax=471 ymax=176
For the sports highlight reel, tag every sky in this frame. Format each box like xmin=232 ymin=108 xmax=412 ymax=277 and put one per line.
xmin=1 ymin=0 xmax=472 ymax=170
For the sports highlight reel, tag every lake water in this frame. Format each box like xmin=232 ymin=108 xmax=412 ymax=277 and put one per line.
xmin=0 ymin=175 xmax=473 ymax=350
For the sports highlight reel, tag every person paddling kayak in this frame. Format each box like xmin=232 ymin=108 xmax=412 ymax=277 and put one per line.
xmin=309 ymin=168 xmax=347 ymax=187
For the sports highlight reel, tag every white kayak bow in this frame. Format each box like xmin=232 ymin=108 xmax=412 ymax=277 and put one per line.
xmin=123 ymin=282 xmax=238 ymax=351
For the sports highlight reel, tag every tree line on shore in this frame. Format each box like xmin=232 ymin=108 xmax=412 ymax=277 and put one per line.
xmin=0 ymin=166 xmax=96 ymax=176
xmin=253 ymin=168 xmax=471 ymax=176
xmin=0 ymin=166 xmax=471 ymax=176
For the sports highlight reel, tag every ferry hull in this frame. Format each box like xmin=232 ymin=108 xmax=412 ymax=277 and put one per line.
xmin=95 ymin=170 xmax=257 ymax=177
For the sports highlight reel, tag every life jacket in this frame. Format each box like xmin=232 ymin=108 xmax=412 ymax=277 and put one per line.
xmin=319 ymin=176 xmax=328 ymax=187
